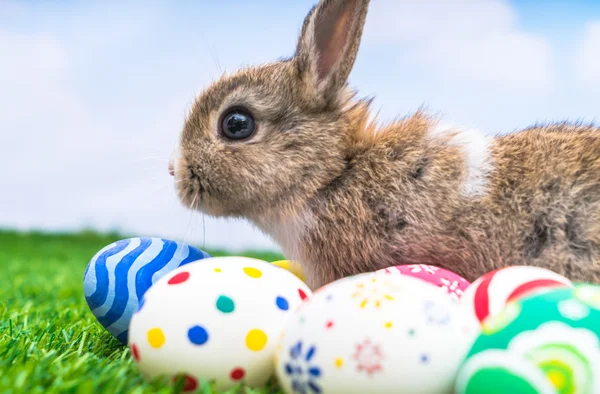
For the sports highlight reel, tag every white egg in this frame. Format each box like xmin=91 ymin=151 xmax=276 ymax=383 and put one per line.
xmin=128 ymin=256 xmax=312 ymax=392
xmin=275 ymin=271 xmax=480 ymax=394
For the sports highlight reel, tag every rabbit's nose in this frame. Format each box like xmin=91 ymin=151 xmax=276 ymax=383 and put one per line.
xmin=169 ymin=146 xmax=180 ymax=176
xmin=168 ymin=159 xmax=174 ymax=176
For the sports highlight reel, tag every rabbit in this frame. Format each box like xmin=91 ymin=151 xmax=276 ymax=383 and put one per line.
xmin=169 ymin=0 xmax=600 ymax=290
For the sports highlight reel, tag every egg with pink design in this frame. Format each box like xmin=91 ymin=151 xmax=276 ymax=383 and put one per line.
xmin=375 ymin=264 xmax=470 ymax=301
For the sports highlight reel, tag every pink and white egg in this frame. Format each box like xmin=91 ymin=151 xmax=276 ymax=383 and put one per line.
xmin=127 ymin=256 xmax=312 ymax=392
xmin=376 ymin=264 xmax=471 ymax=301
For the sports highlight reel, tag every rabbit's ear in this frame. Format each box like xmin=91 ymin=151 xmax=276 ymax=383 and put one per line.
xmin=295 ymin=0 xmax=370 ymax=104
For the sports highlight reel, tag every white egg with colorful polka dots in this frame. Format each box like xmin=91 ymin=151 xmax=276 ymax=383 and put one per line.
xmin=275 ymin=272 xmax=480 ymax=394
xmin=127 ymin=256 xmax=312 ymax=392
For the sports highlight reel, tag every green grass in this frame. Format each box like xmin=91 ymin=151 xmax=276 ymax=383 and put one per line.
xmin=0 ymin=229 xmax=285 ymax=394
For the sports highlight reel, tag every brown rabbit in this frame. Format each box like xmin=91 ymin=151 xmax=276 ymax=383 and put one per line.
xmin=169 ymin=0 xmax=600 ymax=290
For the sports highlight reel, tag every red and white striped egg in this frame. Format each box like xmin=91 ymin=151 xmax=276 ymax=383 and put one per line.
xmin=460 ymin=265 xmax=573 ymax=326
xmin=375 ymin=264 xmax=470 ymax=302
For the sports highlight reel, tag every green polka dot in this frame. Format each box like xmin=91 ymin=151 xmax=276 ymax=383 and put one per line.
xmin=216 ymin=295 xmax=235 ymax=313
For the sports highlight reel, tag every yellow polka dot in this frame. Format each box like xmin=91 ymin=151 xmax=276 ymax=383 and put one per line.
xmin=214 ymin=268 xmax=222 ymax=272
xmin=335 ymin=358 xmax=343 ymax=368
xmin=243 ymin=267 xmax=263 ymax=278
xmin=147 ymin=328 xmax=165 ymax=348
xmin=245 ymin=329 xmax=268 ymax=351
xmin=385 ymin=321 xmax=393 ymax=329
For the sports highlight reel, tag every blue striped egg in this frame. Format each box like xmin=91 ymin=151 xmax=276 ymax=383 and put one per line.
xmin=83 ymin=237 xmax=211 ymax=344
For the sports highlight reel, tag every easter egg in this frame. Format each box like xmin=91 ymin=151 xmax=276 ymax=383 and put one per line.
xmin=375 ymin=264 xmax=470 ymax=301
xmin=460 ymin=265 xmax=572 ymax=325
xmin=128 ymin=256 xmax=312 ymax=392
xmin=83 ymin=237 xmax=211 ymax=344
xmin=275 ymin=272 xmax=480 ymax=394
xmin=272 ymin=260 xmax=306 ymax=282
xmin=455 ymin=284 xmax=600 ymax=394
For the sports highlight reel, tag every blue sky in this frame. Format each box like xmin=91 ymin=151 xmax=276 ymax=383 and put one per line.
xmin=1 ymin=0 xmax=599 ymax=252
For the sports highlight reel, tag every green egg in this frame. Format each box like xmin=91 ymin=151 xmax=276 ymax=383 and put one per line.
xmin=455 ymin=283 xmax=600 ymax=394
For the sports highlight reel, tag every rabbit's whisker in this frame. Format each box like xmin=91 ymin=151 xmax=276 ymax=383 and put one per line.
xmin=181 ymin=193 xmax=199 ymax=244
xmin=202 ymin=213 xmax=206 ymax=250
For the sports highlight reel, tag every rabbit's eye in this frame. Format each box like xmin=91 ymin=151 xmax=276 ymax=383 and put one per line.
xmin=220 ymin=109 xmax=256 ymax=140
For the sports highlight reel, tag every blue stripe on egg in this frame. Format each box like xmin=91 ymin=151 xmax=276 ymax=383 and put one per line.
xmin=97 ymin=238 xmax=152 ymax=328
xmin=180 ymin=243 xmax=207 ymax=266
xmin=134 ymin=239 xmax=179 ymax=301
xmin=116 ymin=330 xmax=129 ymax=344
xmin=83 ymin=237 xmax=211 ymax=344
xmin=85 ymin=239 xmax=132 ymax=310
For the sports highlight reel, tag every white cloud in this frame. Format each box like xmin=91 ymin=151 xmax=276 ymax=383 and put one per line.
xmin=577 ymin=22 xmax=600 ymax=87
xmin=363 ymin=0 xmax=555 ymax=90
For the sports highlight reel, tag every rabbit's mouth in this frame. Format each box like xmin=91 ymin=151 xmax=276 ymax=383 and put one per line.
xmin=170 ymin=149 xmax=233 ymax=216
xmin=171 ymin=155 xmax=208 ymax=212
xmin=179 ymin=167 xmax=206 ymax=209
xmin=188 ymin=169 xmax=205 ymax=193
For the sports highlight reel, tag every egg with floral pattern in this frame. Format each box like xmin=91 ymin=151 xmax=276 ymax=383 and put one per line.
xmin=455 ymin=284 xmax=600 ymax=394
xmin=128 ymin=256 xmax=312 ymax=392
xmin=376 ymin=264 xmax=470 ymax=301
xmin=275 ymin=272 xmax=480 ymax=394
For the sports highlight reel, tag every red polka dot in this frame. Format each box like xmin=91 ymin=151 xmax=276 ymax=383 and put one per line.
xmin=298 ymin=288 xmax=308 ymax=300
xmin=131 ymin=344 xmax=140 ymax=361
xmin=168 ymin=272 xmax=190 ymax=285
xmin=325 ymin=321 xmax=334 ymax=329
xmin=172 ymin=374 xmax=198 ymax=392
xmin=230 ymin=367 xmax=245 ymax=381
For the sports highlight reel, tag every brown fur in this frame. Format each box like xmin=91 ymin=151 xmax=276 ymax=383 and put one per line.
xmin=173 ymin=0 xmax=600 ymax=289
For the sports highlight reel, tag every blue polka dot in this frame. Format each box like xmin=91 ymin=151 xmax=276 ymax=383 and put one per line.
xmin=188 ymin=325 xmax=209 ymax=345
xmin=276 ymin=296 xmax=289 ymax=311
